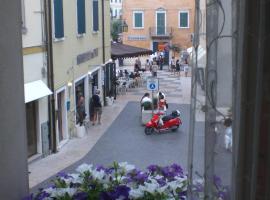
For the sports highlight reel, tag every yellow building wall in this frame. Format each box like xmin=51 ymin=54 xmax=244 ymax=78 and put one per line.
xmin=52 ymin=0 xmax=111 ymax=138
xmin=53 ymin=0 xmax=106 ymax=90
xmin=122 ymin=0 xmax=195 ymax=50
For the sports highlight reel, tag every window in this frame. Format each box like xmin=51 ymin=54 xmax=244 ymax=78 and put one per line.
xmin=133 ymin=11 xmax=144 ymax=29
xmin=179 ymin=11 xmax=189 ymax=28
xmin=77 ymin=0 xmax=86 ymax=35
xmin=53 ymin=0 xmax=64 ymax=39
xmin=115 ymin=9 xmax=118 ymax=18
xmin=93 ymin=0 xmax=99 ymax=32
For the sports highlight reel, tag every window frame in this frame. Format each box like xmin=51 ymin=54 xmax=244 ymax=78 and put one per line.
xmin=178 ymin=10 xmax=190 ymax=29
xmin=133 ymin=11 xmax=144 ymax=29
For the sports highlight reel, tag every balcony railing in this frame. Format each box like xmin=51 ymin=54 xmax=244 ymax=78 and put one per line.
xmin=149 ymin=27 xmax=173 ymax=39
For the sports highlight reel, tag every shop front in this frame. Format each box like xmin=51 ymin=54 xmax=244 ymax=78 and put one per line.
xmin=74 ymin=75 xmax=89 ymax=126
xmin=152 ymin=41 xmax=170 ymax=65
xmin=24 ymin=80 xmax=52 ymax=158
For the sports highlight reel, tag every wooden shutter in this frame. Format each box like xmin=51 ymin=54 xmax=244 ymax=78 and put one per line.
xmin=180 ymin=12 xmax=188 ymax=28
xmin=135 ymin=13 xmax=142 ymax=27
xmin=54 ymin=0 xmax=64 ymax=38
xmin=77 ymin=0 xmax=86 ymax=34
xmin=93 ymin=0 xmax=99 ymax=31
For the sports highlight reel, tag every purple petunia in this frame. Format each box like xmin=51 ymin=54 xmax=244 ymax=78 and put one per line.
xmin=28 ymin=162 xmax=189 ymax=200
xmin=156 ymin=178 xmax=166 ymax=186
xmin=105 ymin=167 xmax=114 ymax=174
xmin=161 ymin=166 xmax=176 ymax=179
xmin=57 ymin=171 xmax=72 ymax=179
xmin=73 ymin=192 xmax=88 ymax=200
xmin=96 ymin=165 xmax=106 ymax=172
xmin=100 ymin=185 xmax=130 ymax=200
xmin=213 ymin=175 xmax=222 ymax=188
xmin=147 ymin=164 xmax=159 ymax=173
xmin=179 ymin=190 xmax=187 ymax=200
xmin=36 ymin=191 xmax=50 ymax=200
xmin=134 ymin=172 xmax=148 ymax=183
xmin=171 ymin=163 xmax=183 ymax=175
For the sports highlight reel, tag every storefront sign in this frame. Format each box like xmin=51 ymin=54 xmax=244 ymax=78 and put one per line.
xmin=77 ymin=48 xmax=99 ymax=65
xmin=128 ymin=35 xmax=147 ymax=41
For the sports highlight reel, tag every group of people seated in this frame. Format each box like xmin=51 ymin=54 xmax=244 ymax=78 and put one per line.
xmin=117 ymin=69 xmax=142 ymax=88
xmin=140 ymin=92 xmax=167 ymax=111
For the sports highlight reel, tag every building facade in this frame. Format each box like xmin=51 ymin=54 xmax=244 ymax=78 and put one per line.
xmin=51 ymin=0 xmax=111 ymax=150
xmin=122 ymin=0 xmax=195 ymax=63
xmin=110 ymin=0 xmax=122 ymax=19
xmin=22 ymin=0 xmax=52 ymax=158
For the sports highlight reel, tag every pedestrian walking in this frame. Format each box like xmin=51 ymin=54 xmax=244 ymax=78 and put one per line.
xmin=159 ymin=55 xmax=164 ymax=70
xmin=184 ymin=65 xmax=189 ymax=77
xmin=91 ymin=89 xmax=102 ymax=125
xmin=176 ymin=59 xmax=181 ymax=77
xmin=170 ymin=57 xmax=176 ymax=74
xmin=135 ymin=57 xmax=142 ymax=70
xmin=152 ymin=61 xmax=158 ymax=77
xmin=76 ymin=95 xmax=86 ymax=126
xmin=145 ymin=59 xmax=151 ymax=71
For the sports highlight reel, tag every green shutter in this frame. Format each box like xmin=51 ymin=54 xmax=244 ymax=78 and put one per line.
xmin=77 ymin=0 xmax=86 ymax=34
xmin=54 ymin=0 xmax=64 ymax=38
xmin=157 ymin=13 xmax=165 ymax=35
xmin=135 ymin=13 xmax=142 ymax=28
xmin=93 ymin=0 xmax=99 ymax=31
xmin=180 ymin=12 xmax=188 ymax=28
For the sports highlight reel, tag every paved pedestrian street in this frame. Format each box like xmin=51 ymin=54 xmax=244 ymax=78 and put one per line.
xmin=30 ymin=68 xmax=230 ymax=193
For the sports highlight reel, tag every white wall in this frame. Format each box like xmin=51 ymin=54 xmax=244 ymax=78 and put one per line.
xmin=23 ymin=53 xmax=46 ymax=83
xmin=22 ymin=0 xmax=43 ymax=47
xmin=110 ymin=0 xmax=122 ymax=19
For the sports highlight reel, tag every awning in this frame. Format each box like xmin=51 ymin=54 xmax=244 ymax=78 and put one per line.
xmin=111 ymin=42 xmax=153 ymax=60
xmin=24 ymin=80 xmax=53 ymax=103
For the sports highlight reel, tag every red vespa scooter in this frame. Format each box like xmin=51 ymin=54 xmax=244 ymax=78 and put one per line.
xmin=145 ymin=110 xmax=182 ymax=135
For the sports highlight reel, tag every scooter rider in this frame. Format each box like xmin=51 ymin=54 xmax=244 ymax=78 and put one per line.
xmin=157 ymin=91 xmax=166 ymax=100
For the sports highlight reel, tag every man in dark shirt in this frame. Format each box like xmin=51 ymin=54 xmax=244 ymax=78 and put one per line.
xmin=91 ymin=89 xmax=102 ymax=125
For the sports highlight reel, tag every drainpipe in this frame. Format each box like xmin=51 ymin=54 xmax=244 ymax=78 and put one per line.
xmin=101 ymin=0 xmax=105 ymax=63
xmin=101 ymin=0 xmax=106 ymax=103
xmin=44 ymin=0 xmax=57 ymax=153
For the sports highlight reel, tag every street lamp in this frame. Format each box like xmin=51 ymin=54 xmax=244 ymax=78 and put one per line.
xmin=121 ymin=20 xmax=128 ymax=32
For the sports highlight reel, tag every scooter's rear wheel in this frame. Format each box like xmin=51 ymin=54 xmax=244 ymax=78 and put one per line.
xmin=172 ymin=126 xmax=179 ymax=132
xmin=145 ymin=127 xmax=154 ymax=135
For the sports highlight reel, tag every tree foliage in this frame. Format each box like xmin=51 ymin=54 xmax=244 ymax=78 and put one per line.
xmin=111 ymin=19 xmax=122 ymax=42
